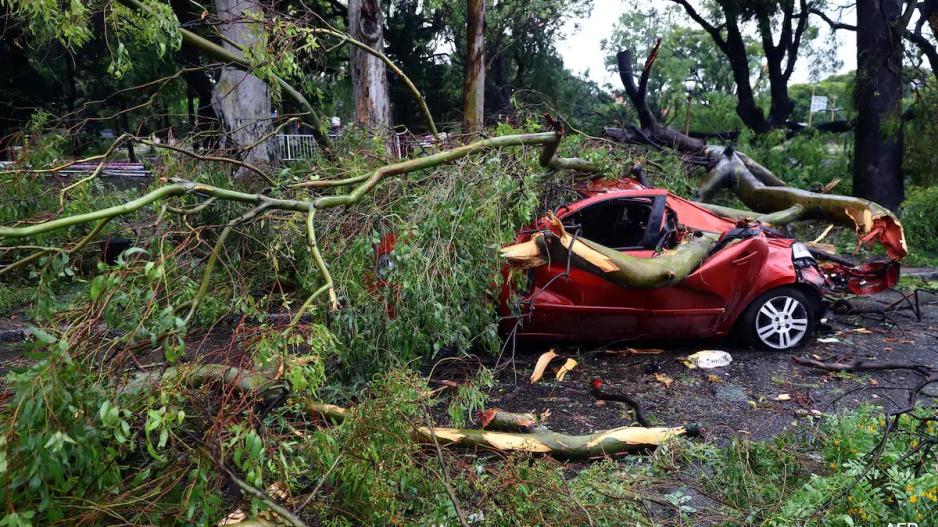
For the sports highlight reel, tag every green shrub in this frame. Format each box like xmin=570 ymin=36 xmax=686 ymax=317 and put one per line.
xmin=905 ymin=81 xmax=938 ymax=187
xmin=901 ymin=186 xmax=938 ymax=261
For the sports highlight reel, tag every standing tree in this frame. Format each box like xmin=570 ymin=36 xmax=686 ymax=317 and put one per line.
xmin=669 ymin=0 xmax=813 ymax=133
xmin=349 ymin=0 xmax=391 ymax=129
xmin=854 ymin=0 xmax=905 ymax=211
xmin=463 ymin=0 xmax=486 ymax=133
xmin=211 ymin=0 xmax=275 ymax=165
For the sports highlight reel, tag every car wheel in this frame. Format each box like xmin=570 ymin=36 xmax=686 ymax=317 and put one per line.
xmin=740 ymin=287 xmax=816 ymax=351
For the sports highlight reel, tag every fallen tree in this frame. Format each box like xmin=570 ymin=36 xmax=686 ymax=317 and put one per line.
xmin=127 ymin=363 xmax=698 ymax=459
xmin=1 ymin=130 xmax=602 ymax=324
xmin=603 ymin=41 xmax=907 ymax=261
xmin=501 ymin=213 xmax=717 ymax=289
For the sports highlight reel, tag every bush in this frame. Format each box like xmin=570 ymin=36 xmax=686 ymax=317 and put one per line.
xmin=905 ymin=81 xmax=938 ymax=187
xmin=901 ymin=186 xmax=938 ymax=261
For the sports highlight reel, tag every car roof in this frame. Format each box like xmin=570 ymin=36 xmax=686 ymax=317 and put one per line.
xmin=564 ymin=187 xmax=737 ymax=234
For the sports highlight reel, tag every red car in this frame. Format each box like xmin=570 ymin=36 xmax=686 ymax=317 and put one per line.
xmin=375 ymin=179 xmax=899 ymax=351
xmin=496 ymin=181 xmax=896 ymax=351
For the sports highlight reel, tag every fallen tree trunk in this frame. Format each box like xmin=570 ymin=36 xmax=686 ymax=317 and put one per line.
xmin=604 ymin=44 xmax=907 ymax=261
xmin=501 ymin=213 xmax=717 ymax=289
xmin=121 ymin=364 xmax=697 ymax=459
xmin=304 ymin=399 xmax=697 ymax=458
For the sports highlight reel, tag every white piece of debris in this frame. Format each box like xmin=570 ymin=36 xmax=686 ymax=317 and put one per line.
xmin=775 ymin=393 xmax=791 ymax=401
xmin=817 ymin=337 xmax=840 ymax=343
xmin=685 ymin=350 xmax=733 ymax=369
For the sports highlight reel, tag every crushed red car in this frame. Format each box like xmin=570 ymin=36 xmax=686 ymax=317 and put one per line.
xmin=377 ymin=178 xmax=900 ymax=351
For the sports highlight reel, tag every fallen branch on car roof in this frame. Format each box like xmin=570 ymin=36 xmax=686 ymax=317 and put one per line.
xmin=501 ymin=213 xmax=717 ymax=289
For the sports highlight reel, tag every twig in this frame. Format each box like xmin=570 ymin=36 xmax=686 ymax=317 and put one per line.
xmin=201 ymin=447 xmax=311 ymax=527
xmin=422 ymin=407 xmax=470 ymax=527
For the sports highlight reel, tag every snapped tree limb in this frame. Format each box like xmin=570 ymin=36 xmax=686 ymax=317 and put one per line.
xmin=2 ymin=131 xmax=600 ymax=322
xmin=121 ymin=364 xmax=697 ymax=459
xmin=501 ymin=214 xmax=717 ymax=289
xmin=603 ymin=46 xmax=907 ymax=261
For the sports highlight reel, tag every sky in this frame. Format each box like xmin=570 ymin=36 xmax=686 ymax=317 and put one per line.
xmin=557 ymin=0 xmax=858 ymax=91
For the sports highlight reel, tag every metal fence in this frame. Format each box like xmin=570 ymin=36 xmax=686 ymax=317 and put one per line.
xmin=278 ymin=134 xmax=319 ymax=161
xmin=276 ymin=131 xmax=452 ymax=162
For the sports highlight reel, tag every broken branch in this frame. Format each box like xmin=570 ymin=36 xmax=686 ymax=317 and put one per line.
xmin=123 ymin=364 xmax=696 ymax=459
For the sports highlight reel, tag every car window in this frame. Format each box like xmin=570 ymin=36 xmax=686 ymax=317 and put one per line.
xmin=562 ymin=198 xmax=652 ymax=250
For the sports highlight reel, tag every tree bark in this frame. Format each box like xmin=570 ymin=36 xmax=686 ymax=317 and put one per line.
xmin=211 ymin=0 xmax=275 ymax=167
xmin=348 ymin=0 xmax=391 ymax=130
xmin=724 ymin=15 xmax=771 ymax=133
xmin=854 ymin=0 xmax=905 ymax=212
xmin=462 ymin=0 xmax=485 ymax=133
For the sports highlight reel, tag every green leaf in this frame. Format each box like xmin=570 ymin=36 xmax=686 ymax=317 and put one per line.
xmin=27 ymin=327 xmax=56 ymax=345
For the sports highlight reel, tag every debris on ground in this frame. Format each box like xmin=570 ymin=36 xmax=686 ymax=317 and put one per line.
xmin=653 ymin=373 xmax=674 ymax=388
xmin=530 ymin=349 xmax=558 ymax=383
xmin=682 ymin=350 xmax=733 ymax=369
xmin=555 ymin=358 xmax=578 ymax=380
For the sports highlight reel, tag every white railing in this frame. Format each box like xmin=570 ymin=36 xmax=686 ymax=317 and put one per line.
xmin=276 ymin=131 xmax=451 ymax=162
xmin=278 ymin=134 xmax=319 ymax=161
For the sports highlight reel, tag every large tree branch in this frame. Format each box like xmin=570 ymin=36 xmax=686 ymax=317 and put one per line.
xmin=604 ymin=45 xmax=908 ymax=261
xmin=123 ymin=364 xmax=699 ymax=459
xmin=809 ymin=7 xmax=857 ymax=31
xmin=669 ymin=0 xmax=728 ymax=51
xmin=784 ymin=0 xmax=810 ymax=80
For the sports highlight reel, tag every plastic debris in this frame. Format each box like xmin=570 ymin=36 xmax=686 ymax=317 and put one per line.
xmin=683 ymin=350 xmax=733 ymax=369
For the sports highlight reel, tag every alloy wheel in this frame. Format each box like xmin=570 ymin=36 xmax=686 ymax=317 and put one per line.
xmin=754 ymin=295 xmax=810 ymax=350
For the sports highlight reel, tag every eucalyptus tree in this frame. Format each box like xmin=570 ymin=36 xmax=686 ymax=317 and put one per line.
xmin=349 ymin=0 xmax=392 ymax=129
xmin=463 ymin=0 xmax=485 ymax=133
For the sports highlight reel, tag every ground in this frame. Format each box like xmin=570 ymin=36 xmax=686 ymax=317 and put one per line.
xmin=434 ymin=287 xmax=938 ymax=441
xmin=1 ymin=287 xmax=936 ymax=443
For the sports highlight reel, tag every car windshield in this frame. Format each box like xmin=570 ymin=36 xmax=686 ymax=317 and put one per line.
xmin=562 ymin=198 xmax=653 ymax=250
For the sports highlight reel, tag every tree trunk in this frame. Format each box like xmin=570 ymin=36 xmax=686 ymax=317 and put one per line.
xmin=854 ymin=0 xmax=904 ymax=212
xmin=724 ymin=20 xmax=771 ymax=133
xmin=348 ymin=0 xmax=391 ymax=130
xmin=462 ymin=0 xmax=485 ymax=133
xmin=927 ymin=0 xmax=938 ymax=37
xmin=211 ymin=0 xmax=274 ymax=167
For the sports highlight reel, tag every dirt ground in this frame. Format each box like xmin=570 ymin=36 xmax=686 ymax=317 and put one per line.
xmin=2 ymin=288 xmax=936 ymax=444
xmin=462 ymin=288 xmax=938 ymax=441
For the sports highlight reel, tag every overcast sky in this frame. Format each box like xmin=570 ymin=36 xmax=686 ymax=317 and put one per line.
xmin=557 ymin=0 xmax=858 ymax=90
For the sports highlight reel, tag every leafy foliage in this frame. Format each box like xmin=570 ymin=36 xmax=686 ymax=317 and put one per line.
xmin=901 ymin=185 xmax=938 ymax=263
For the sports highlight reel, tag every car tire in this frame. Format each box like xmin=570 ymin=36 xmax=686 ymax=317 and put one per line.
xmin=739 ymin=286 xmax=817 ymax=351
